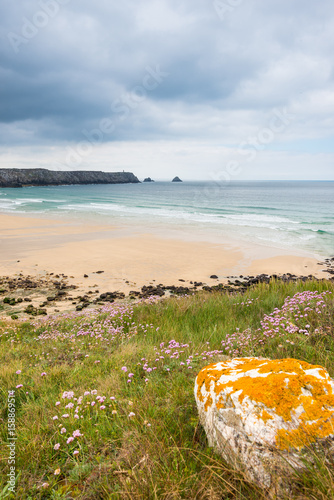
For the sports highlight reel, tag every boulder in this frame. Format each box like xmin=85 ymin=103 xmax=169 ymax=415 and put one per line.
xmin=195 ymin=357 xmax=334 ymax=494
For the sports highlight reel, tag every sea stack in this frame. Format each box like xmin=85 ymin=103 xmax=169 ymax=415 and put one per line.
xmin=172 ymin=176 xmax=182 ymax=182
xmin=143 ymin=177 xmax=154 ymax=182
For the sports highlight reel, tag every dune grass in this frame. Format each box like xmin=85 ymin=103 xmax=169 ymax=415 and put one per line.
xmin=0 ymin=279 xmax=334 ymax=499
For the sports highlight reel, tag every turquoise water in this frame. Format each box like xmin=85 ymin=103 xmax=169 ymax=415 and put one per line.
xmin=0 ymin=181 xmax=333 ymax=257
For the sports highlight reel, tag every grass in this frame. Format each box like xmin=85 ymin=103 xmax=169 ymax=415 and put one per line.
xmin=0 ymin=279 xmax=334 ymax=499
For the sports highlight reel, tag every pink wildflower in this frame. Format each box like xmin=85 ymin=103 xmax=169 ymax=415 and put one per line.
xmin=62 ymin=391 xmax=74 ymax=399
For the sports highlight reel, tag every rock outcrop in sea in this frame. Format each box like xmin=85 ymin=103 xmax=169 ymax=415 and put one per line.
xmin=143 ymin=177 xmax=154 ymax=182
xmin=0 ymin=169 xmax=140 ymax=188
xmin=172 ymin=176 xmax=182 ymax=182
xmin=195 ymin=357 xmax=334 ymax=496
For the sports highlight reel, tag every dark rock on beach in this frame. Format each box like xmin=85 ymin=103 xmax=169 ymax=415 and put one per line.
xmin=1 ymin=258 xmax=333 ymax=318
xmin=163 ymin=285 xmax=190 ymax=295
xmin=98 ymin=291 xmax=125 ymax=302
xmin=0 ymin=274 xmax=78 ymax=318
xmin=141 ymin=285 xmax=165 ymax=298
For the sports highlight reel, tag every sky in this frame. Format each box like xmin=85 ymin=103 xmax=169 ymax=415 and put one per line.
xmin=0 ymin=0 xmax=334 ymax=181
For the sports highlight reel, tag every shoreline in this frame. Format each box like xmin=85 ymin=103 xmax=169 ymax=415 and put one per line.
xmin=0 ymin=212 xmax=333 ymax=318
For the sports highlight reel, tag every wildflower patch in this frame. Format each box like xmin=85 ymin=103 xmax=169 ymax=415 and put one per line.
xmin=222 ymin=290 xmax=331 ymax=356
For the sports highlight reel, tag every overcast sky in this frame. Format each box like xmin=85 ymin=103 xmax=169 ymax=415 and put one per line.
xmin=0 ymin=0 xmax=333 ymax=180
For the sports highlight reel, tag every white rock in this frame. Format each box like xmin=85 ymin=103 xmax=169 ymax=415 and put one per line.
xmin=194 ymin=357 xmax=334 ymax=495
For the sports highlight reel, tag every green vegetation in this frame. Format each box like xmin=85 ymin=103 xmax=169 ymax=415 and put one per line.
xmin=1 ymin=279 xmax=334 ymax=499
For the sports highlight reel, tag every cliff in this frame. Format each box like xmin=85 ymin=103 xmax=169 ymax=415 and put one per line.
xmin=0 ymin=169 xmax=140 ymax=188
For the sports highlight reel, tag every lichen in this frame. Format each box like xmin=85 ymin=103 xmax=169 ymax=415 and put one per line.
xmin=204 ymin=393 xmax=213 ymax=412
xmin=196 ymin=357 xmax=334 ymax=450
xmin=277 ymin=417 xmax=334 ymax=450
xmin=259 ymin=410 xmax=273 ymax=423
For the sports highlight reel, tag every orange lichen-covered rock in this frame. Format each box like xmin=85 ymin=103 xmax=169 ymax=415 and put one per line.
xmin=195 ymin=357 xmax=334 ymax=493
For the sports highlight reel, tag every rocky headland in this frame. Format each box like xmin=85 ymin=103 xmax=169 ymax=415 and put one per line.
xmin=0 ymin=168 xmax=140 ymax=187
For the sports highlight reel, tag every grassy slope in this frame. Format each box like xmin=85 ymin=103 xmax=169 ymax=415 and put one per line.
xmin=1 ymin=279 xmax=334 ymax=499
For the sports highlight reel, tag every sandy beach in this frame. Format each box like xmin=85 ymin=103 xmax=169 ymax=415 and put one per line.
xmin=0 ymin=212 xmax=331 ymax=318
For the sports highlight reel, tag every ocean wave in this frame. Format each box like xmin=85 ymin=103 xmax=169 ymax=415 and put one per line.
xmin=0 ymin=198 xmax=45 ymax=206
xmin=17 ymin=198 xmax=45 ymax=203
xmin=1 ymin=182 xmax=333 ymax=257
xmin=0 ymin=198 xmax=23 ymax=207
xmin=223 ymin=213 xmax=299 ymax=224
xmin=56 ymin=202 xmax=303 ymax=232
xmin=315 ymin=229 xmax=334 ymax=235
xmin=298 ymin=234 xmax=317 ymax=241
xmin=236 ymin=205 xmax=281 ymax=212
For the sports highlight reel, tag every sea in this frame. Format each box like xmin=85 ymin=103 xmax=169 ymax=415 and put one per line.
xmin=0 ymin=180 xmax=333 ymax=258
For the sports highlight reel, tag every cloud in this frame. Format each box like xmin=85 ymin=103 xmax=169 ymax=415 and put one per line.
xmin=0 ymin=0 xmax=333 ymax=178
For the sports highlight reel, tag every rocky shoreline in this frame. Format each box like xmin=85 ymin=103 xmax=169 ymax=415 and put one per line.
xmin=1 ymin=257 xmax=333 ymax=319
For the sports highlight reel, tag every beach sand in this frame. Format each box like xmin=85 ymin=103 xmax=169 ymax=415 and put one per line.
xmin=0 ymin=213 xmax=330 ymax=317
